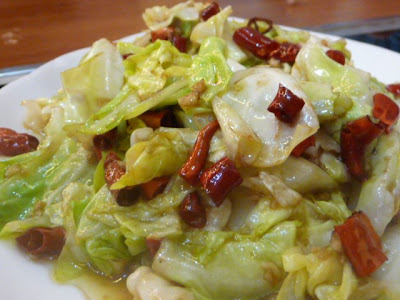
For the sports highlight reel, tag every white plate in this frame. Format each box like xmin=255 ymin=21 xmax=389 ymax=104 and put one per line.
xmin=0 ymin=28 xmax=400 ymax=300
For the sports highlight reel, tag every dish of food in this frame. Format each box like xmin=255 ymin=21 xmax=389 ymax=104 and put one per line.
xmin=1 ymin=1 xmax=400 ymax=299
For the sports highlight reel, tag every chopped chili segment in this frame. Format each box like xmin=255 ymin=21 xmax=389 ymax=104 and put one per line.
xmin=146 ymin=238 xmax=162 ymax=257
xmin=172 ymin=34 xmax=187 ymax=53
xmin=179 ymin=120 xmax=220 ymax=185
xmin=151 ymin=26 xmax=187 ymax=53
xmin=139 ymin=110 xmax=177 ymax=129
xmin=104 ymin=152 xmax=125 ymax=187
xmin=272 ymin=42 xmax=301 ymax=64
xmin=141 ymin=176 xmax=170 ymax=200
xmin=335 ymin=211 xmax=387 ymax=277
xmin=340 ymin=128 xmax=364 ymax=181
xmin=291 ymin=135 xmax=316 ymax=157
xmin=247 ymin=17 xmax=274 ymax=34
xmin=0 ymin=128 xmax=39 ymax=156
xmin=179 ymin=192 xmax=206 ymax=228
xmin=386 ymin=83 xmax=400 ymax=98
xmin=93 ymin=127 xmax=118 ymax=159
xmin=346 ymin=115 xmax=385 ymax=145
xmin=151 ymin=27 xmax=174 ymax=42
xmin=340 ymin=116 xmax=384 ymax=181
xmin=267 ymin=84 xmax=305 ymax=123
xmin=372 ymin=93 xmax=400 ymax=133
xmin=233 ymin=27 xmax=279 ymax=60
xmin=104 ymin=152 xmax=139 ymax=206
xmin=16 ymin=227 xmax=65 ymax=259
xmin=326 ymin=49 xmax=346 ymax=65
xmin=200 ymin=157 xmax=243 ymax=207
xmin=201 ymin=1 xmax=220 ymax=21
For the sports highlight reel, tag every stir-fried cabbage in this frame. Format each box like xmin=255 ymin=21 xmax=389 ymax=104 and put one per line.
xmin=143 ymin=0 xmax=206 ymax=31
xmin=357 ymin=132 xmax=400 ymax=235
xmin=1 ymin=1 xmax=400 ymax=299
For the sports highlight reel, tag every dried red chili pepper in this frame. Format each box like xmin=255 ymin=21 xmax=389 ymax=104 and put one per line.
xmin=0 ymin=128 xmax=39 ymax=156
xmin=141 ymin=176 xmax=170 ymax=200
xmin=16 ymin=227 xmax=65 ymax=259
xmin=146 ymin=237 xmax=162 ymax=257
xmin=179 ymin=120 xmax=220 ymax=185
xmin=151 ymin=26 xmax=187 ymax=53
xmin=233 ymin=27 xmax=279 ymax=60
xmin=386 ymin=83 xmax=400 ymax=98
xmin=340 ymin=116 xmax=384 ymax=181
xmin=373 ymin=93 xmax=400 ymax=133
xmin=346 ymin=115 xmax=385 ymax=145
xmin=93 ymin=127 xmax=118 ymax=159
xmin=172 ymin=34 xmax=187 ymax=53
xmin=151 ymin=27 xmax=174 ymax=42
xmin=326 ymin=49 xmax=346 ymax=65
xmin=247 ymin=17 xmax=274 ymax=34
xmin=267 ymin=84 xmax=305 ymax=123
xmin=200 ymin=157 xmax=243 ymax=207
xmin=233 ymin=27 xmax=300 ymax=63
xmin=272 ymin=42 xmax=301 ymax=64
xmin=335 ymin=211 xmax=387 ymax=277
xmin=115 ymin=187 xmax=141 ymax=207
xmin=104 ymin=152 xmax=125 ymax=187
xmin=139 ymin=110 xmax=176 ymax=129
xmin=291 ymin=135 xmax=316 ymax=157
xmin=104 ymin=152 xmax=139 ymax=206
xmin=179 ymin=192 xmax=206 ymax=228
xmin=201 ymin=1 xmax=220 ymax=21
xmin=340 ymin=128 xmax=364 ymax=181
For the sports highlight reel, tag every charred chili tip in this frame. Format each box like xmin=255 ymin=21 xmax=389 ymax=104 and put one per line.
xmin=122 ymin=53 xmax=133 ymax=60
xmin=291 ymin=135 xmax=316 ymax=157
xmin=179 ymin=120 xmax=220 ymax=186
xmin=326 ymin=49 xmax=346 ymax=65
xmin=201 ymin=1 xmax=220 ymax=21
xmin=141 ymin=176 xmax=170 ymax=200
xmin=372 ymin=93 xmax=400 ymax=133
xmin=247 ymin=17 xmax=274 ymax=34
xmin=16 ymin=227 xmax=65 ymax=259
xmin=0 ymin=128 xmax=39 ymax=156
xmin=115 ymin=186 xmax=141 ymax=207
xmin=200 ymin=157 xmax=243 ymax=207
xmin=335 ymin=211 xmax=387 ymax=277
xmin=267 ymin=84 xmax=305 ymax=123
xmin=179 ymin=192 xmax=207 ymax=228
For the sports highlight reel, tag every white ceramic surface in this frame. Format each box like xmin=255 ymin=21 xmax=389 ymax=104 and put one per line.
xmin=0 ymin=29 xmax=399 ymax=300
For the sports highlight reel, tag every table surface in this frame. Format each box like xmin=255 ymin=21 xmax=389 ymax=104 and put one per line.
xmin=1 ymin=0 xmax=400 ymax=69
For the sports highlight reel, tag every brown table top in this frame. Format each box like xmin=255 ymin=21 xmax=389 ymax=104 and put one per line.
xmin=1 ymin=0 xmax=400 ymax=69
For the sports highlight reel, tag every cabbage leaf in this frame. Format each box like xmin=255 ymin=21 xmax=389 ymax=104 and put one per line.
xmin=214 ymin=66 xmax=319 ymax=167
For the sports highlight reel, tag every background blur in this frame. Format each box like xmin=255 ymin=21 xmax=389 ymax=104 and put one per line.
xmin=1 ymin=0 xmax=399 ymax=84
